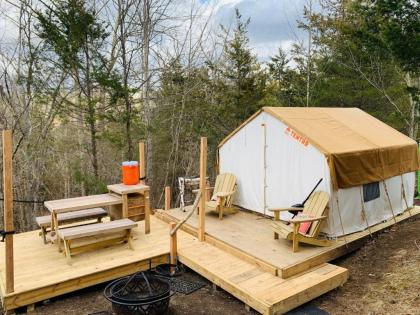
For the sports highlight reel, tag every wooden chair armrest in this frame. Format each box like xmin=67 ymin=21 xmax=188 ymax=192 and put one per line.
xmin=268 ymin=207 xmax=303 ymax=213
xmin=289 ymin=216 xmax=327 ymax=224
xmin=215 ymin=191 xmax=235 ymax=198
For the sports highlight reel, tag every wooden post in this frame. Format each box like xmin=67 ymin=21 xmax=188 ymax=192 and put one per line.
xmin=139 ymin=142 xmax=146 ymax=184
xmin=2 ymin=130 xmax=14 ymax=293
xmin=273 ymin=211 xmax=279 ymax=240
xmin=261 ymin=123 xmax=267 ymax=216
xmin=206 ymin=182 xmax=211 ymax=201
xmin=144 ymin=190 xmax=150 ymax=234
xmin=198 ymin=137 xmax=207 ymax=242
xmin=169 ymin=221 xmax=177 ymax=266
xmin=165 ymin=186 xmax=171 ymax=210
xmin=122 ymin=194 xmax=129 ymax=218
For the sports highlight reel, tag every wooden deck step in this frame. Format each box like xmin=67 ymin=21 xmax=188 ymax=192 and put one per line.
xmin=178 ymin=241 xmax=348 ymax=315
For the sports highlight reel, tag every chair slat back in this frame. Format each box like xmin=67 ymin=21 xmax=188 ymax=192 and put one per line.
xmin=302 ymin=191 xmax=329 ymax=236
xmin=212 ymin=173 xmax=237 ymax=207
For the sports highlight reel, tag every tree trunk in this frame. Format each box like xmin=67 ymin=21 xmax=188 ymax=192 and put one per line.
xmin=84 ymin=33 xmax=99 ymax=180
xmin=406 ymin=73 xmax=419 ymax=140
xmin=305 ymin=0 xmax=313 ymax=107
xmin=119 ymin=0 xmax=133 ymax=160
xmin=88 ymin=105 xmax=99 ymax=179
xmin=142 ymin=0 xmax=152 ymax=184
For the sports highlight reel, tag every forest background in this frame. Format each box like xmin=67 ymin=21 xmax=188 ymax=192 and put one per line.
xmin=0 ymin=0 xmax=418 ymax=231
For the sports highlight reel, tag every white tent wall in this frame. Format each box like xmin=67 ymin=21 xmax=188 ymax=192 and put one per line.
xmin=219 ymin=111 xmax=332 ymax=216
xmin=219 ymin=113 xmax=264 ymax=212
xmin=264 ymin=113 xmax=332 ymax=218
xmin=219 ymin=110 xmax=416 ymax=237
xmin=324 ymin=172 xmax=415 ymax=237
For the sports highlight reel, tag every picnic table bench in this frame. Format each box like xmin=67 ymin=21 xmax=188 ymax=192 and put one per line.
xmin=43 ymin=187 xmax=150 ymax=263
xmin=44 ymin=194 xmax=123 ymax=240
xmin=57 ymin=218 xmax=137 ymax=264
xmin=36 ymin=208 xmax=108 ymax=244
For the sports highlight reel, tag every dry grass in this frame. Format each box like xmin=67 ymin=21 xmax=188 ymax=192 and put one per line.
xmin=315 ymin=216 xmax=420 ymax=315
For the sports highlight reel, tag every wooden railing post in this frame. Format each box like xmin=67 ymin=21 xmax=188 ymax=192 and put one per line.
xmin=2 ymin=130 xmax=14 ymax=293
xmin=165 ymin=186 xmax=171 ymax=210
xmin=169 ymin=221 xmax=177 ymax=266
xmin=139 ymin=142 xmax=146 ymax=185
xmin=198 ymin=137 xmax=207 ymax=241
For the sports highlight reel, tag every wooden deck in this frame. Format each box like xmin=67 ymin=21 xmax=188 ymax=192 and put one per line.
xmin=156 ymin=206 xmax=420 ymax=278
xmin=178 ymin=241 xmax=347 ymax=315
xmin=0 ymin=206 xmax=417 ymax=314
xmin=0 ymin=216 xmax=196 ymax=312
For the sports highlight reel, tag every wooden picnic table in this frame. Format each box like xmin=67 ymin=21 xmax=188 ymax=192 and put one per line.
xmin=44 ymin=194 xmax=122 ymax=242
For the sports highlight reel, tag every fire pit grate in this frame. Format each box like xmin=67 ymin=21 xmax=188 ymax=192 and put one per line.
xmin=167 ymin=277 xmax=206 ymax=295
xmin=104 ymin=271 xmax=174 ymax=315
xmin=153 ymin=263 xmax=206 ymax=295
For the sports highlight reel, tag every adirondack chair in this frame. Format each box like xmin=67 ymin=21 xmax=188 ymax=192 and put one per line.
xmin=269 ymin=191 xmax=331 ymax=252
xmin=197 ymin=173 xmax=238 ymax=219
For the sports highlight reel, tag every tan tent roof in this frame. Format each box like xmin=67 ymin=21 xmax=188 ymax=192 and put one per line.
xmin=219 ymin=107 xmax=419 ymax=188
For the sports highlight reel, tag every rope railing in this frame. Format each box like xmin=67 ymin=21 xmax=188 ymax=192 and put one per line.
xmin=0 ymin=198 xmax=44 ymax=204
xmin=170 ymin=192 xmax=201 ymax=237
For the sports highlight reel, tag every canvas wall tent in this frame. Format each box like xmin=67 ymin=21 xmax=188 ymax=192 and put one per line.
xmin=218 ymin=107 xmax=419 ymax=237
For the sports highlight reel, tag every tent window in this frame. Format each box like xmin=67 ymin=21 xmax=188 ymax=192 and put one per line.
xmin=363 ymin=182 xmax=380 ymax=202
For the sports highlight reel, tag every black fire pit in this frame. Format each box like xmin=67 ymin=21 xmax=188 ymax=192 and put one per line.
xmin=104 ymin=271 xmax=173 ymax=315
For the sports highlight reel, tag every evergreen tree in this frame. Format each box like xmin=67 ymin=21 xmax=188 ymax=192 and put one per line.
xmin=264 ymin=48 xmax=297 ymax=106
xmin=310 ymin=0 xmax=419 ymax=137
xmin=212 ymin=9 xmax=266 ymax=128
xmin=352 ymin=0 xmax=420 ymax=138
xmin=36 ymin=0 xmax=121 ymax=188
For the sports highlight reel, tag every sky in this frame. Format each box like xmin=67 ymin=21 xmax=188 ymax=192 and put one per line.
xmin=0 ymin=0 xmax=316 ymax=65
xmin=198 ymin=0 xmax=316 ymax=60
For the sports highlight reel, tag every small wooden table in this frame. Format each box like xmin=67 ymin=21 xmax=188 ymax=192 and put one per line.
xmin=44 ymin=194 xmax=122 ymax=242
xmin=107 ymin=183 xmax=151 ymax=234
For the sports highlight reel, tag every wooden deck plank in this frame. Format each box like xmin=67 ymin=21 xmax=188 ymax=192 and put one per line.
xmin=1 ymin=205 xmax=416 ymax=314
xmin=0 ymin=216 xmax=196 ymax=311
xmin=158 ymin=206 xmax=420 ymax=278
xmin=178 ymin=240 xmax=348 ymax=315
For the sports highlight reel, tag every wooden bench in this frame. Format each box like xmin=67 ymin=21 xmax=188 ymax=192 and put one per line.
xmin=35 ymin=208 xmax=108 ymax=244
xmin=56 ymin=219 xmax=137 ymax=264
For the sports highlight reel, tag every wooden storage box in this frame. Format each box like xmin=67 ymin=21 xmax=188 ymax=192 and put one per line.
xmin=109 ymin=193 xmax=146 ymax=222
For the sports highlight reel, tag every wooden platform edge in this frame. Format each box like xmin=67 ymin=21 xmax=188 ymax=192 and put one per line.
xmin=177 ymin=250 xmax=271 ymax=314
xmin=178 ymin=244 xmax=348 ymax=315
xmin=272 ymin=265 xmax=348 ymax=314
xmin=157 ymin=207 xmax=419 ymax=279
xmin=281 ymin=207 xmax=420 ymax=278
xmin=155 ymin=210 xmax=279 ymax=276
xmin=1 ymin=255 xmax=167 ymax=311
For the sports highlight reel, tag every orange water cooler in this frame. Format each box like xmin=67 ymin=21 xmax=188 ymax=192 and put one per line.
xmin=122 ymin=161 xmax=139 ymax=185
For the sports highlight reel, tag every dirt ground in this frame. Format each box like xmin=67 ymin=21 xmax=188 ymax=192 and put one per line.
xmin=5 ymin=215 xmax=419 ymax=315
